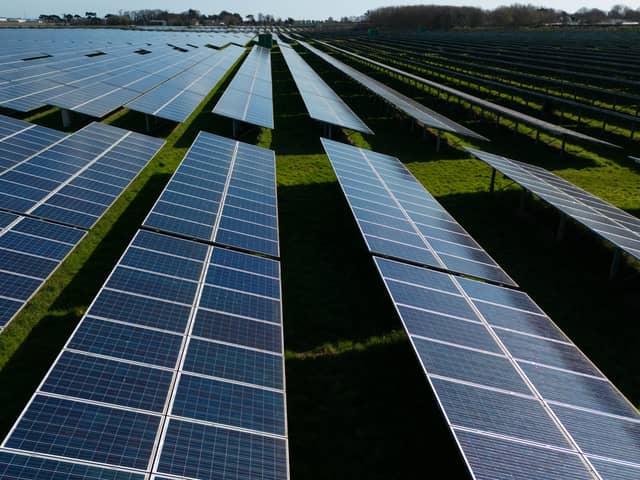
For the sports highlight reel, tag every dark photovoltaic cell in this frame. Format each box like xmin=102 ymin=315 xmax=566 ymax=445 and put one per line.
xmin=279 ymin=42 xmax=372 ymax=134
xmin=372 ymin=255 xmax=639 ymax=479
xmin=467 ymin=148 xmax=640 ymax=262
xmin=143 ymin=131 xmax=279 ymax=257
xmin=322 ymin=137 xmax=515 ymax=286
xmin=300 ymin=40 xmax=487 ymax=141
xmin=1 ymin=173 xmax=287 ymax=478
xmin=212 ymin=45 xmax=274 ymax=129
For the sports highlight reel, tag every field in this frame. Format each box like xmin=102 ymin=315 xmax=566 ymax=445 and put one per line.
xmin=0 ymin=29 xmax=638 ymax=478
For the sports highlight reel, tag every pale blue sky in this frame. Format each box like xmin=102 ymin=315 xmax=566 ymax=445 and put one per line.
xmin=2 ymin=1 xmax=634 ymax=20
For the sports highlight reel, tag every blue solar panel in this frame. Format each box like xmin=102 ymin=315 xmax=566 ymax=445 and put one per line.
xmin=172 ymin=374 xmax=285 ymax=435
xmin=279 ymin=42 xmax=372 ymax=134
xmin=372 ymin=255 xmax=638 ymax=479
xmin=142 ymin=131 xmax=279 ymax=257
xmin=184 ymin=338 xmax=283 ymax=389
xmin=0 ymin=452 xmax=145 ymax=480
xmin=212 ymin=45 xmax=274 ymax=129
xmin=4 ymin=395 xmax=160 ymax=469
xmin=322 ymin=138 xmax=516 ymax=286
xmin=41 ymin=351 xmax=172 ymax=412
xmin=69 ymin=317 xmax=183 ymax=368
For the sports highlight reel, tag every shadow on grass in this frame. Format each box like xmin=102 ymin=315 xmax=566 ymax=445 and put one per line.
xmin=286 ymin=340 xmax=468 ymax=479
xmin=0 ymin=172 xmax=170 ymax=437
xmin=279 ymin=181 xmax=398 ymax=351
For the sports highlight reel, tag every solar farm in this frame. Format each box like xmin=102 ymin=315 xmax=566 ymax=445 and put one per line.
xmin=0 ymin=25 xmax=637 ymax=480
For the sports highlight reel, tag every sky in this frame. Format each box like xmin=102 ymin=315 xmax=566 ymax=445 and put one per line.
xmin=2 ymin=1 xmax=635 ymax=20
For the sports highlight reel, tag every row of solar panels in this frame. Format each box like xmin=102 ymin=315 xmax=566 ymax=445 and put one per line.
xmin=0 ymin=43 xmax=247 ymax=122
xmin=0 ymin=131 xmax=290 ymax=480
xmin=0 ymin=114 xmax=164 ymax=331
xmin=320 ymin=138 xmax=639 ymax=480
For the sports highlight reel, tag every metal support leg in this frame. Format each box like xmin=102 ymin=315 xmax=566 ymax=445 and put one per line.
xmin=519 ymin=190 xmax=526 ymax=211
xmin=489 ymin=168 xmax=496 ymax=193
xmin=232 ymin=120 xmax=238 ymax=138
xmin=327 ymin=124 xmax=332 ymax=139
xmin=145 ymin=114 xmax=152 ymax=133
xmin=609 ymin=248 xmax=622 ymax=281
xmin=61 ymin=109 xmax=72 ymax=129
xmin=436 ymin=131 xmax=441 ymax=152
xmin=535 ymin=130 xmax=540 ymax=143
xmin=556 ymin=214 xmax=567 ymax=242
xmin=561 ymin=135 xmax=567 ymax=156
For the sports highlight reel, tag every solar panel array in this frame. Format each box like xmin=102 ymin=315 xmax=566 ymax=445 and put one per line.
xmin=126 ymin=45 xmax=246 ymax=123
xmin=321 ymin=138 xmax=638 ymax=479
xmin=0 ymin=28 xmax=253 ymax=119
xmin=0 ymin=132 xmax=289 ymax=480
xmin=466 ymin=148 xmax=640 ymax=261
xmin=0 ymin=116 xmax=164 ymax=332
xmin=143 ymin=131 xmax=279 ymax=257
xmin=299 ymin=40 xmax=488 ymax=142
xmin=213 ymin=45 xmax=274 ymax=129
xmin=321 ymin=138 xmax=515 ymax=286
xmin=374 ymin=256 xmax=639 ymax=480
xmin=279 ymin=42 xmax=372 ymax=134
xmin=315 ymin=39 xmax=619 ymax=149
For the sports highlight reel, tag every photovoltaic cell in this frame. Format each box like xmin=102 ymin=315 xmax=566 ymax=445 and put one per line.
xmin=467 ymin=147 xmax=640 ymax=262
xmin=212 ymin=45 xmax=274 ymax=129
xmin=322 ymin=138 xmax=515 ymax=286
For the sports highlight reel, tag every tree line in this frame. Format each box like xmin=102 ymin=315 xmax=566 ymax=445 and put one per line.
xmin=365 ymin=4 xmax=640 ymax=29
xmin=38 ymin=9 xmax=295 ymax=26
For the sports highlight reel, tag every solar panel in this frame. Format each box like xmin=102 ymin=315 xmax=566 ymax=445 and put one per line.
xmin=0 ymin=215 xmax=85 ymax=332
xmin=299 ymin=41 xmax=487 ymax=141
xmin=212 ymin=45 xmax=274 ymax=129
xmin=0 ymin=228 xmax=288 ymax=479
xmin=143 ymin=131 xmax=278 ymax=257
xmin=279 ymin=42 xmax=372 ymax=134
xmin=466 ymin=148 xmax=640 ymax=262
xmin=0 ymin=116 xmax=66 ymax=173
xmin=0 ymin=122 xmax=163 ymax=229
xmin=313 ymin=40 xmax=619 ymax=149
xmin=126 ymin=45 xmax=245 ymax=123
xmin=321 ymin=138 xmax=515 ymax=286
xmin=373 ymin=256 xmax=639 ymax=480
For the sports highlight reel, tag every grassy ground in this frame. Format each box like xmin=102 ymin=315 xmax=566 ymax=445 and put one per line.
xmin=0 ymin=40 xmax=638 ymax=480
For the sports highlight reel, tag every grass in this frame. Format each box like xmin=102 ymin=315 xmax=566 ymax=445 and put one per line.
xmin=0 ymin=39 xmax=638 ymax=479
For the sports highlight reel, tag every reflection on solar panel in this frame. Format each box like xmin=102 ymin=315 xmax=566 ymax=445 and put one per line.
xmin=143 ymin=131 xmax=278 ymax=257
xmin=212 ymin=45 xmax=274 ymax=129
xmin=321 ymin=138 xmax=514 ymax=286
xmin=300 ymin=40 xmax=487 ymax=141
xmin=0 ymin=122 xmax=164 ymax=229
xmin=0 ymin=227 xmax=288 ymax=478
xmin=279 ymin=42 xmax=372 ymax=134
xmin=0 ymin=215 xmax=85 ymax=331
xmin=126 ymin=45 xmax=245 ymax=123
xmin=374 ymin=256 xmax=639 ymax=480
xmin=466 ymin=148 xmax=640 ymax=262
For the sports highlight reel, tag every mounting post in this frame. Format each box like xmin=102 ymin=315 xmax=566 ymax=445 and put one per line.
xmin=232 ymin=120 xmax=238 ymax=138
xmin=556 ymin=213 xmax=567 ymax=242
xmin=436 ymin=130 xmax=441 ymax=152
xmin=489 ymin=168 xmax=497 ymax=193
xmin=145 ymin=114 xmax=152 ymax=133
xmin=61 ymin=109 xmax=72 ymax=129
xmin=561 ymin=135 xmax=567 ymax=156
xmin=609 ymin=248 xmax=622 ymax=281
xmin=519 ymin=190 xmax=526 ymax=211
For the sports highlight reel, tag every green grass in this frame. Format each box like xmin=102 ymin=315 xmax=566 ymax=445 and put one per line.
xmin=0 ymin=41 xmax=638 ymax=479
